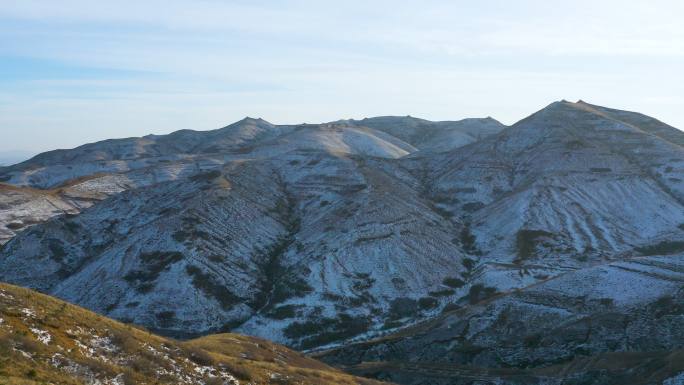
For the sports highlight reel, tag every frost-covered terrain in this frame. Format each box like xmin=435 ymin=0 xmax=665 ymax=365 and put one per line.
xmin=0 ymin=114 xmax=505 ymax=345
xmin=1 ymin=101 xmax=684 ymax=384
xmin=319 ymin=253 xmax=684 ymax=384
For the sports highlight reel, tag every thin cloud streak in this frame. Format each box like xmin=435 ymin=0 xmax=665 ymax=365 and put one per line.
xmin=0 ymin=1 xmax=682 ymax=152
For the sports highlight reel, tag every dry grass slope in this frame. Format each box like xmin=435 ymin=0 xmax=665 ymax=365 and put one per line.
xmin=0 ymin=282 xmax=388 ymax=385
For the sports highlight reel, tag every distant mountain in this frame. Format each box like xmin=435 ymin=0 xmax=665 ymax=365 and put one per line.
xmin=0 ymin=150 xmax=35 ymax=167
xmin=315 ymin=101 xmax=684 ymax=384
xmin=0 ymin=282 xmax=388 ymax=384
xmin=0 ymin=103 xmax=683 ymax=384
xmin=342 ymin=116 xmax=505 ymax=153
xmin=0 ymin=116 xmax=503 ymax=188
xmin=421 ymin=100 xmax=684 ymax=265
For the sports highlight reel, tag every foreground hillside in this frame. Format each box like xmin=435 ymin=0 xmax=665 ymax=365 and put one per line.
xmin=0 ymin=282 xmax=386 ymax=385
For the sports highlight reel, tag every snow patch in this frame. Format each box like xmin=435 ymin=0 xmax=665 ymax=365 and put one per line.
xmin=663 ymin=371 xmax=684 ymax=385
xmin=30 ymin=327 xmax=52 ymax=344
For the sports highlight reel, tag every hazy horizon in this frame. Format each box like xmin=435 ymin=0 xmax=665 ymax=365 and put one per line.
xmin=2 ymin=0 xmax=683 ymax=154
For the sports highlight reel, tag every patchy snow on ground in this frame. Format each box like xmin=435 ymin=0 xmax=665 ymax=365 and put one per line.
xmin=664 ymin=371 xmax=684 ymax=385
xmin=30 ymin=327 xmax=52 ymax=344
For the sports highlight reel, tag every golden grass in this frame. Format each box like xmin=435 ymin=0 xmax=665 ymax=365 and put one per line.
xmin=0 ymin=282 xmax=389 ymax=385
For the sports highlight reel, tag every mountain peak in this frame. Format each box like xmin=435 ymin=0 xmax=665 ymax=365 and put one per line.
xmin=231 ymin=116 xmax=272 ymax=126
xmin=518 ymin=100 xmax=587 ymax=122
xmin=216 ymin=117 xmax=275 ymax=133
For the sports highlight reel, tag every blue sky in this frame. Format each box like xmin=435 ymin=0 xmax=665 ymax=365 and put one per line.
xmin=1 ymin=0 xmax=683 ymax=154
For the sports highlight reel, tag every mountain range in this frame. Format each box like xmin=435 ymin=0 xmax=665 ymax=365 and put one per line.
xmin=1 ymin=100 xmax=683 ymax=384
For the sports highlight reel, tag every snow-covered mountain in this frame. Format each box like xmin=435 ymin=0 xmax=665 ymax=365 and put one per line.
xmin=1 ymin=102 xmax=684 ymax=384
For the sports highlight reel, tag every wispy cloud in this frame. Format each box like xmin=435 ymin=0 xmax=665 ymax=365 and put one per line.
xmin=1 ymin=0 xmax=682 ymax=152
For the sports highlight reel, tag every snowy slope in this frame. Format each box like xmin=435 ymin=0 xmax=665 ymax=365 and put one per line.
xmin=0 ymin=101 xmax=683 ymax=366
xmin=319 ymin=253 xmax=684 ymax=384
xmin=347 ymin=116 xmax=505 ymax=153
xmin=0 ymin=151 xmax=471 ymax=345
xmin=413 ymin=101 xmax=684 ymax=267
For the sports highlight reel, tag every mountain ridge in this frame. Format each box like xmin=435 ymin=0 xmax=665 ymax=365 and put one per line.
xmin=1 ymin=100 xmax=683 ymax=384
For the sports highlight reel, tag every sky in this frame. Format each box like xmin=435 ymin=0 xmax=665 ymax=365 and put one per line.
xmin=1 ymin=0 xmax=684 ymax=155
